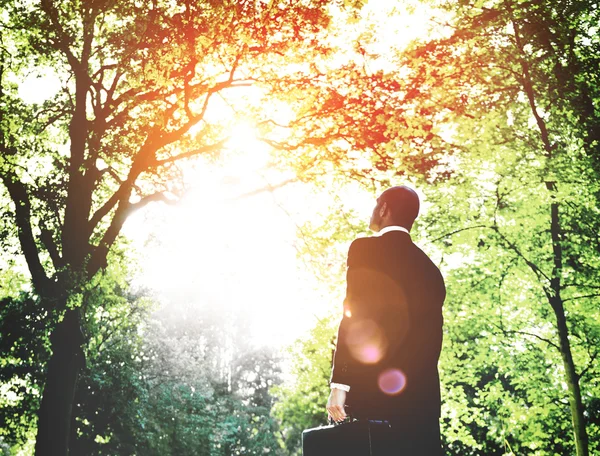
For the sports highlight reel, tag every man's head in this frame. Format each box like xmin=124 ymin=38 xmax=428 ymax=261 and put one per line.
xmin=369 ymin=186 xmax=420 ymax=232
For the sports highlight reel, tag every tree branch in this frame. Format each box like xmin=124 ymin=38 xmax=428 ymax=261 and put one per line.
xmin=88 ymin=191 xmax=121 ymax=233
xmin=511 ymin=19 xmax=554 ymax=156
xmin=491 ymin=322 xmax=560 ymax=351
xmin=39 ymin=222 xmax=63 ymax=270
xmin=39 ymin=0 xmax=81 ymax=71
xmin=1 ymin=174 xmax=52 ymax=294
xmin=152 ymin=138 xmax=229 ymax=168
xmin=491 ymin=225 xmax=552 ymax=284
xmin=562 ymin=293 xmax=600 ymax=303
xmin=87 ymin=190 xmax=176 ymax=278
xmin=128 ymin=191 xmax=178 ymax=213
xmin=86 ymin=198 xmax=131 ymax=278
xmin=430 ymin=224 xmax=489 ymax=243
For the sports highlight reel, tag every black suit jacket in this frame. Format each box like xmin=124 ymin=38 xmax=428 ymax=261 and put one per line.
xmin=330 ymin=230 xmax=445 ymax=425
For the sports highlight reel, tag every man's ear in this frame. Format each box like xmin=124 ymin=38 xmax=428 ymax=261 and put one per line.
xmin=379 ymin=202 xmax=387 ymax=217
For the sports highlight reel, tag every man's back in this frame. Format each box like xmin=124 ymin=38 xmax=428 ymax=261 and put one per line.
xmin=326 ymin=186 xmax=446 ymax=455
xmin=334 ymin=230 xmax=445 ymax=424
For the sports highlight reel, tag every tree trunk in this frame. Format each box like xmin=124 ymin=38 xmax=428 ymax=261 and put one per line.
xmin=35 ymin=308 xmax=85 ymax=456
xmin=551 ymin=297 xmax=589 ymax=456
xmin=548 ymin=200 xmax=589 ymax=456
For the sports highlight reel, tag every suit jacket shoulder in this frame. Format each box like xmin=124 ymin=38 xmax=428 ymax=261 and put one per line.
xmin=347 ymin=236 xmax=378 ymax=268
xmin=349 ymin=233 xmax=445 ymax=303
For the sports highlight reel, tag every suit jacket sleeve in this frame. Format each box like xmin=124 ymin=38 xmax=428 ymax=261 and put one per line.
xmin=329 ymin=240 xmax=361 ymax=386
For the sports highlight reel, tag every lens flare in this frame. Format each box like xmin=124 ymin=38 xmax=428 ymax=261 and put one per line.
xmin=378 ymin=368 xmax=406 ymax=395
xmin=359 ymin=344 xmax=382 ymax=363
xmin=345 ymin=319 xmax=387 ymax=364
xmin=377 ymin=369 xmax=406 ymax=396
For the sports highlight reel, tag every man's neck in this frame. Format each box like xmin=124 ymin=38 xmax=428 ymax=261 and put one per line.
xmin=378 ymin=225 xmax=410 ymax=235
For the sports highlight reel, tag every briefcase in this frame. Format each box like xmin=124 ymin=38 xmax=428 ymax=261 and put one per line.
xmin=302 ymin=419 xmax=395 ymax=456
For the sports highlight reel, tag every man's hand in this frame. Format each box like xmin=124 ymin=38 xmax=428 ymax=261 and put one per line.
xmin=326 ymin=388 xmax=347 ymax=423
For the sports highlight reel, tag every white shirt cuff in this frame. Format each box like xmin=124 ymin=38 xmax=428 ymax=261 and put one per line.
xmin=330 ymin=382 xmax=351 ymax=392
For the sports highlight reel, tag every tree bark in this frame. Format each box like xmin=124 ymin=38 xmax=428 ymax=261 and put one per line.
xmin=551 ymin=297 xmax=589 ymax=456
xmin=35 ymin=308 xmax=85 ymax=456
xmin=549 ymin=200 xmax=589 ymax=456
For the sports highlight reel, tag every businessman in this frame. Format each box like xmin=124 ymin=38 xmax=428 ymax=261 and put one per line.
xmin=326 ymin=186 xmax=446 ymax=455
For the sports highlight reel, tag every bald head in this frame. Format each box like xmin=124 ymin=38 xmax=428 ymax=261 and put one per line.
xmin=369 ymin=186 xmax=420 ymax=232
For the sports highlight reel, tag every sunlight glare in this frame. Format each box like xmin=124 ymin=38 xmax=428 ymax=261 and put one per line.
xmin=345 ymin=319 xmax=388 ymax=364
xmin=123 ymin=154 xmax=332 ymax=348
xmin=224 ymin=121 xmax=271 ymax=173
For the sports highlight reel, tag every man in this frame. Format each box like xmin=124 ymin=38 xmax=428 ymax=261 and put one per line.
xmin=326 ymin=186 xmax=446 ymax=455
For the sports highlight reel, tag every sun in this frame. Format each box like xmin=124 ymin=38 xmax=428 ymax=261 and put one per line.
xmin=224 ymin=121 xmax=272 ymax=173
xmin=227 ymin=122 xmax=258 ymax=150
xmin=123 ymin=133 xmax=332 ymax=348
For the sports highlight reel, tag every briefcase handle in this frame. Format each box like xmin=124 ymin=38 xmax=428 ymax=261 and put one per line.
xmin=328 ymin=405 xmax=356 ymax=426
xmin=328 ymin=410 xmax=393 ymax=429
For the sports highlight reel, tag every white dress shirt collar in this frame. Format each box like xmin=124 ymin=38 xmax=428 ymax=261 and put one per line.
xmin=378 ymin=225 xmax=410 ymax=236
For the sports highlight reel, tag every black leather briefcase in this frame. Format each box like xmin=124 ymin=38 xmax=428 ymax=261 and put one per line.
xmin=302 ymin=419 xmax=395 ymax=456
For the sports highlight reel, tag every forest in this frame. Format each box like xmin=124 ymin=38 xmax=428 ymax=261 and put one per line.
xmin=0 ymin=0 xmax=599 ymax=455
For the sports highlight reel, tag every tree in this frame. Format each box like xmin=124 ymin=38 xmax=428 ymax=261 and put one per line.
xmin=399 ymin=1 xmax=600 ymax=453
xmin=0 ymin=246 xmax=148 ymax=454
xmin=0 ymin=0 xmax=333 ymax=454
